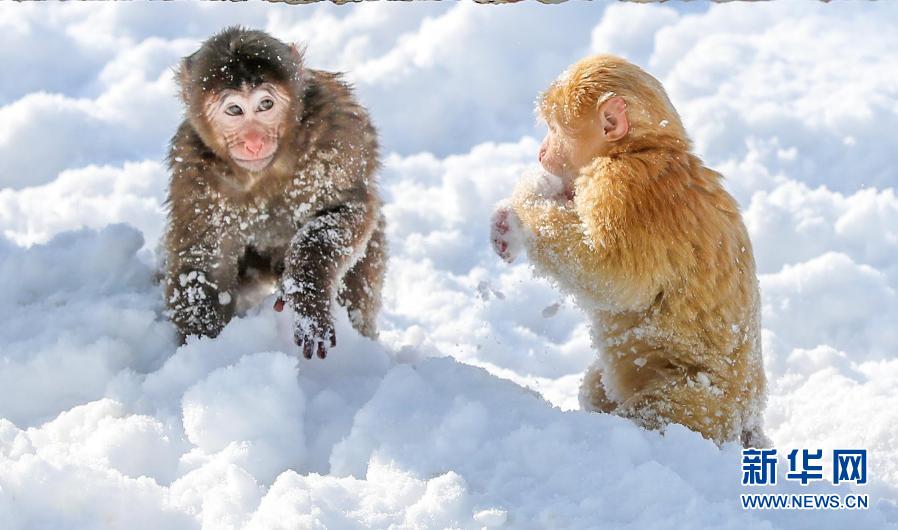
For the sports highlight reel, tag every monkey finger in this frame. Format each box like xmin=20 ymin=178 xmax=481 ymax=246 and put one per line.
xmin=492 ymin=238 xmax=511 ymax=260
xmin=500 ymin=247 xmax=516 ymax=264
xmin=493 ymin=208 xmax=510 ymax=228
xmin=330 ymin=333 xmax=337 ymax=348
xmin=302 ymin=340 xmax=313 ymax=359
xmin=274 ymin=298 xmax=285 ymax=312
xmin=316 ymin=342 xmax=327 ymax=359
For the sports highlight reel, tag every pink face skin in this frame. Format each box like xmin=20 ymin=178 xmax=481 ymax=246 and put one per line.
xmin=206 ymin=83 xmax=290 ymax=172
xmin=538 ymin=96 xmax=630 ymax=189
xmin=538 ymin=125 xmax=578 ymax=180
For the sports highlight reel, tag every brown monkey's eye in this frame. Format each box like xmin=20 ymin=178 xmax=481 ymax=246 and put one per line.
xmin=225 ymin=104 xmax=244 ymax=116
xmin=257 ymin=98 xmax=274 ymax=112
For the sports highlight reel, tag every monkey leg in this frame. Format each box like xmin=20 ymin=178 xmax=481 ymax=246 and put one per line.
xmin=741 ymin=424 xmax=771 ymax=449
xmin=578 ymin=361 xmax=617 ymax=413
xmin=337 ymin=214 xmax=386 ymax=340
xmin=614 ymin=374 xmax=742 ymax=445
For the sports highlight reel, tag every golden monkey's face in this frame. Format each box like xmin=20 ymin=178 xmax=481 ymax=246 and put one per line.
xmin=538 ymin=125 xmax=604 ymax=181
xmin=538 ymin=97 xmax=630 ymax=180
xmin=538 ymin=126 xmax=577 ymax=179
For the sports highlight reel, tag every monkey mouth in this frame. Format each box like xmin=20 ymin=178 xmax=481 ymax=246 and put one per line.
xmin=232 ymin=154 xmax=275 ymax=172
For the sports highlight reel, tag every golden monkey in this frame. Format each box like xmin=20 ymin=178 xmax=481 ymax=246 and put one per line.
xmin=164 ymin=27 xmax=386 ymax=359
xmin=491 ymin=55 xmax=766 ymax=446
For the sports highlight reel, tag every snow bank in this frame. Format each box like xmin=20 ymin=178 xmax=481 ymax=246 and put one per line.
xmin=2 ymin=2 xmax=898 ymax=529
xmin=0 ymin=225 xmax=893 ymax=528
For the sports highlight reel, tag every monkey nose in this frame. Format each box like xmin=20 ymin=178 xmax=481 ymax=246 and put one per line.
xmin=245 ymin=139 xmax=264 ymax=156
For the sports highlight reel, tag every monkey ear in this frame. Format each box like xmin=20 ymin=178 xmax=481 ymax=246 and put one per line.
xmin=599 ymin=96 xmax=629 ymax=142
xmin=289 ymin=43 xmax=303 ymax=59
xmin=177 ymin=55 xmax=193 ymax=103
xmin=290 ymin=43 xmax=306 ymax=80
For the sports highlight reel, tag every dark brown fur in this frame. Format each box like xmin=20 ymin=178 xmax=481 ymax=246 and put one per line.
xmin=163 ymin=28 xmax=385 ymax=356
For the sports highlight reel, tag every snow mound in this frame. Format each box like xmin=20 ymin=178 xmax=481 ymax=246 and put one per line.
xmin=0 ymin=226 xmax=895 ymax=528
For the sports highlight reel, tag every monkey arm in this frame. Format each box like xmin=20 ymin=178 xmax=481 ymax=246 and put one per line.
xmin=511 ymin=185 xmax=662 ymax=312
xmin=163 ymin=201 xmax=240 ymax=340
xmin=283 ymin=191 xmax=378 ymax=356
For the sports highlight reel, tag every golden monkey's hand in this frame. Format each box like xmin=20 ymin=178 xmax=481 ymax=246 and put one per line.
xmin=491 ymin=199 xmax=524 ymax=263
xmin=518 ymin=169 xmax=568 ymax=202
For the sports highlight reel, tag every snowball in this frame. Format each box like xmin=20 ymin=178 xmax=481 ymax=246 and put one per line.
xmin=474 ymin=508 xmax=508 ymax=527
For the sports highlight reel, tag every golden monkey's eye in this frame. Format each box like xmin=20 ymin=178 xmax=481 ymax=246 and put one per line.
xmin=257 ymin=98 xmax=274 ymax=112
xmin=225 ymin=104 xmax=244 ymax=116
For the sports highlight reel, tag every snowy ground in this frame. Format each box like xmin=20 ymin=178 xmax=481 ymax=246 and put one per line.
xmin=1 ymin=2 xmax=898 ymax=529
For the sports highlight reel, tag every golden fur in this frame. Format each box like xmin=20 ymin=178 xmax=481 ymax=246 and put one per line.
xmin=512 ymin=55 xmax=766 ymax=446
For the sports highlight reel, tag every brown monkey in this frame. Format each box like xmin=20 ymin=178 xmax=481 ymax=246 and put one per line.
xmin=164 ymin=27 xmax=386 ymax=359
xmin=491 ymin=55 xmax=767 ymax=446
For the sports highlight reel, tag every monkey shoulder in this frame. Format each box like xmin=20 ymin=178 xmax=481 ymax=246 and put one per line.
xmin=165 ymin=125 xmax=231 ymax=231
xmin=302 ymin=69 xmax=362 ymax=113
xmin=281 ymin=70 xmax=381 ymax=209
xmin=579 ymin=151 xmax=708 ymax=257
xmin=169 ymin=121 xmax=210 ymax=162
xmin=168 ymin=122 xmax=226 ymax=187
xmin=299 ymin=70 xmax=379 ymax=155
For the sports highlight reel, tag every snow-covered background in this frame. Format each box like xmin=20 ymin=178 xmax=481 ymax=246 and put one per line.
xmin=1 ymin=2 xmax=897 ymax=528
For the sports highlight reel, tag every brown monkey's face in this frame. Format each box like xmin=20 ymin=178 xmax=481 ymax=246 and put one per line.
xmin=206 ymin=83 xmax=291 ymax=172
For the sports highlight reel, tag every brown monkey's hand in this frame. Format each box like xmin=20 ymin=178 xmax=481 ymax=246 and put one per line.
xmin=281 ymin=278 xmax=337 ymax=359
xmin=490 ymin=200 xmax=523 ymax=263
xmin=273 ymin=297 xmax=286 ymax=312
xmin=293 ymin=313 xmax=336 ymax=359
xmin=168 ymin=269 xmax=230 ymax=340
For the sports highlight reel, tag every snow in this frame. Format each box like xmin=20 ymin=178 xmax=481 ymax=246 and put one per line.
xmin=1 ymin=2 xmax=898 ymax=529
